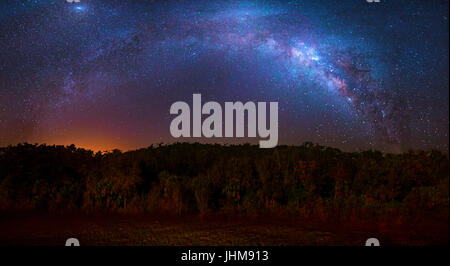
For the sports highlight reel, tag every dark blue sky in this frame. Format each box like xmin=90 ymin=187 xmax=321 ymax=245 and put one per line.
xmin=0 ymin=0 xmax=448 ymax=152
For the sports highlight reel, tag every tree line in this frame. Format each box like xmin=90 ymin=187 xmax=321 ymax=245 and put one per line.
xmin=0 ymin=142 xmax=448 ymax=221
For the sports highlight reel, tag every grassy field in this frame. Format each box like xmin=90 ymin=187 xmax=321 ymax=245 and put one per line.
xmin=0 ymin=212 xmax=447 ymax=246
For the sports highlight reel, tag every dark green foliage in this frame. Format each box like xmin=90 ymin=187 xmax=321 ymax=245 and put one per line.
xmin=0 ymin=143 xmax=448 ymax=220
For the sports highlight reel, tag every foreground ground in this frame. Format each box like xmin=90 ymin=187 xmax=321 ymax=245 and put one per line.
xmin=0 ymin=212 xmax=447 ymax=246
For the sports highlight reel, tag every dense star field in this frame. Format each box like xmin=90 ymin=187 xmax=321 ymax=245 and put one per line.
xmin=0 ymin=0 xmax=448 ymax=152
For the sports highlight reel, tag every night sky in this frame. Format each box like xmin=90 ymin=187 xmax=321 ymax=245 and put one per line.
xmin=0 ymin=0 xmax=448 ymax=152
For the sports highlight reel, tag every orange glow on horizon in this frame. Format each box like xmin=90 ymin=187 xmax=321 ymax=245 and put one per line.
xmin=39 ymin=129 xmax=146 ymax=152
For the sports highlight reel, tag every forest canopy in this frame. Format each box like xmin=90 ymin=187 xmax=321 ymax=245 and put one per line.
xmin=0 ymin=142 xmax=448 ymax=221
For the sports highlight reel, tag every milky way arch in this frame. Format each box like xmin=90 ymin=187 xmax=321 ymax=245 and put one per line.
xmin=68 ymin=2 xmax=407 ymax=150
xmin=5 ymin=0 xmax=444 ymax=151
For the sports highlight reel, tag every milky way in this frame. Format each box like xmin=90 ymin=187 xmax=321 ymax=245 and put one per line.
xmin=0 ymin=0 xmax=448 ymax=152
